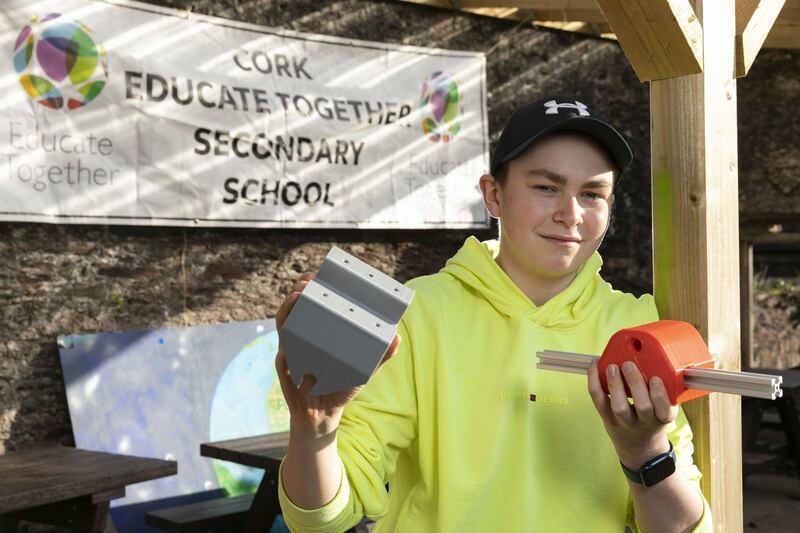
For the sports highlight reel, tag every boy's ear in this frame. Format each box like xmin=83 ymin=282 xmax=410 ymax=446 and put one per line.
xmin=603 ymin=193 xmax=615 ymax=235
xmin=479 ymin=174 xmax=501 ymax=219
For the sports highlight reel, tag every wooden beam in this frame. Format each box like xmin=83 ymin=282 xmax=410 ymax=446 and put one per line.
xmin=444 ymin=4 xmax=614 ymax=36
xmin=736 ymin=0 xmax=787 ymax=76
xmin=442 ymin=0 xmax=600 ymax=7
xmin=764 ymin=21 xmax=800 ymax=48
xmin=465 ymin=6 xmax=524 ymax=18
xmin=650 ymin=0 xmax=742 ymax=530
xmin=459 ymin=0 xmax=606 ymax=21
xmin=399 ymin=0 xmax=800 ymax=50
xmin=464 ymin=6 xmax=614 ymax=37
xmin=594 ymin=0 xmax=703 ymax=81
xmin=739 ymin=230 xmax=800 ymax=243
xmin=534 ymin=20 xmax=614 ymax=36
xmin=397 ymin=0 xmax=598 ymax=8
xmin=777 ymin=0 xmax=800 ymax=20
xmin=471 ymin=7 xmax=607 ymax=21
xmin=397 ymin=0 xmax=609 ymax=22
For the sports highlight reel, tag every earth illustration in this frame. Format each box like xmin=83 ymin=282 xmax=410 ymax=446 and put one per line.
xmin=209 ymin=331 xmax=290 ymax=495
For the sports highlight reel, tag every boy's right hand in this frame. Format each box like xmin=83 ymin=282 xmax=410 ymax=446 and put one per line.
xmin=274 ymin=272 xmax=401 ymax=441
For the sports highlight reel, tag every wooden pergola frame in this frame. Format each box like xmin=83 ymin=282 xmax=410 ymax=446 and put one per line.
xmin=400 ymin=1 xmax=793 ymax=531
xmin=404 ymin=1 xmax=798 ymax=77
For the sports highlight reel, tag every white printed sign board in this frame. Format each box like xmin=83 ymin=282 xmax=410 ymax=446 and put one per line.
xmin=0 ymin=0 xmax=489 ymax=228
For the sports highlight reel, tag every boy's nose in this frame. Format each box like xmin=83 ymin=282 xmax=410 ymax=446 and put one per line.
xmin=554 ymin=195 xmax=583 ymax=227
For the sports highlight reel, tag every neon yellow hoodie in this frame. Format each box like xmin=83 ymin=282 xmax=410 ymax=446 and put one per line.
xmin=279 ymin=237 xmax=711 ymax=532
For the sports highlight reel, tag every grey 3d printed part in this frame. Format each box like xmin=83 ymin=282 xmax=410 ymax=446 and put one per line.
xmin=281 ymin=246 xmax=415 ymax=395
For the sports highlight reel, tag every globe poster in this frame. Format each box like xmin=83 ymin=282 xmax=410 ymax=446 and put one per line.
xmin=0 ymin=0 xmax=489 ymax=229
xmin=58 ymin=319 xmax=289 ymax=532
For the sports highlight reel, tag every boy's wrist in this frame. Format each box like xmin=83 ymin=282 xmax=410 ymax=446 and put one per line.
xmin=289 ymin=420 xmax=339 ymax=453
xmin=616 ymin=438 xmax=672 ymax=470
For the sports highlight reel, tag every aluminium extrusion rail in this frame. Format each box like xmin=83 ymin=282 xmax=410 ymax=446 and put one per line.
xmin=536 ymin=350 xmax=783 ymax=400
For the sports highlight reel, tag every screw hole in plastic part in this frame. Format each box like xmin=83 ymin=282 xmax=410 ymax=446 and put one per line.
xmin=630 ymin=338 xmax=643 ymax=352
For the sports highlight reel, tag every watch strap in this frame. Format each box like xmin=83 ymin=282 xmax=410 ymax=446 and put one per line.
xmin=620 ymin=441 xmax=676 ymax=487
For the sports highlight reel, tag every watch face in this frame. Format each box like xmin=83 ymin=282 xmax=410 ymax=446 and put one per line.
xmin=641 ymin=455 xmax=676 ymax=486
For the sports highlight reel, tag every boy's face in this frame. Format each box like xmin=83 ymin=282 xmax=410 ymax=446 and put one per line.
xmin=480 ymin=132 xmax=616 ymax=286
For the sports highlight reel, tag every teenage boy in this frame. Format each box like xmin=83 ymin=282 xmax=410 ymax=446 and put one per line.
xmin=275 ymin=96 xmax=711 ymax=532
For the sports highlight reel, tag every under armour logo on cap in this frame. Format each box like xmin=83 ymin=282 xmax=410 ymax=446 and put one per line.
xmin=543 ymin=100 xmax=590 ymax=116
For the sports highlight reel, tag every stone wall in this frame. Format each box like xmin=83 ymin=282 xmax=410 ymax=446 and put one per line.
xmin=738 ymin=49 xmax=800 ymax=228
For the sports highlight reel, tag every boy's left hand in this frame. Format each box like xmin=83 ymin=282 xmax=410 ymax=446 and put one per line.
xmin=587 ymin=359 xmax=678 ymax=469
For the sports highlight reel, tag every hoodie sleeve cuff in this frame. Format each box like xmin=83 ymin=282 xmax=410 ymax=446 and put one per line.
xmin=690 ymin=489 xmax=713 ymax=533
xmin=278 ymin=457 xmax=355 ymax=532
xmin=626 ymin=485 xmax=712 ymax=533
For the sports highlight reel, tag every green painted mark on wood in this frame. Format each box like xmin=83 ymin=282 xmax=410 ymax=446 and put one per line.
xmin=653 ymin=169 xmax=675 ymax=315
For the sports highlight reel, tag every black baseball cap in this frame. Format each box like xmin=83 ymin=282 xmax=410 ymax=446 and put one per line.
xmin=490 ymin=96 xmax=633 ymax=176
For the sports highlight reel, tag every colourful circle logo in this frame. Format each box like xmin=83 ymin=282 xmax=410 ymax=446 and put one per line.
xmin=418 ymin=71 xmax=462 ymax=143
xmin=13 ymin=13 xmax=108 ymax=110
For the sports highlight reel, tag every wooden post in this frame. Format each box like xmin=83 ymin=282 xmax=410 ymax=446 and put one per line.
xmin=740 ymin=241 xmax=754 ymax=370
xmin=650 ymin=0 xmax=741 ymax=531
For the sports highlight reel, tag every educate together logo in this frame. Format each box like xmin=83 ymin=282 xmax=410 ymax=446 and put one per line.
xmin=13 ymin=13 xmax=108 ymax=110
xmin=418 ymin=71 xmax=463 ymax=143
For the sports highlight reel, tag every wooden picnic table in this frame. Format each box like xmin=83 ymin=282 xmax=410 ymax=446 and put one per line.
xmin=200 ymin=432 xmax=371 ymax=533
xmin=0 ymin=446 xmax=177 ymax=533
xmin=199 ymin=432 xmax=288 ymax=533
xmin=200 ymin=431 xmax=288 ymax=471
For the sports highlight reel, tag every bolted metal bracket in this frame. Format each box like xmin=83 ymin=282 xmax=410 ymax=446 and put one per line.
xmin=281 ymin=246 xmax=414 ymax=395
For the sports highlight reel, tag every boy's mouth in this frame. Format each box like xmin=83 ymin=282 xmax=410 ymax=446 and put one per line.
xmin=539 ymin=234 xmax=582 ymax=247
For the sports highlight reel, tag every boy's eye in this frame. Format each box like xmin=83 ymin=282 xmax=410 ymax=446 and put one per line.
xmin=532 ymin=185 xmax=556 ymax=193
xmin=581 ymin=191 xmax=603 ymax=200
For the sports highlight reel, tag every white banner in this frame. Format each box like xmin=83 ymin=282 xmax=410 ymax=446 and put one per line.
xmin=0 ymin=0 xmax=489 ymax=228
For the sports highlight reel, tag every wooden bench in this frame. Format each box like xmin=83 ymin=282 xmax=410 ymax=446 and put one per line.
xmin=146 ymin=433 xmax=287 ymax=533
xmin=144 ymin=493 xmax=255 ymax=533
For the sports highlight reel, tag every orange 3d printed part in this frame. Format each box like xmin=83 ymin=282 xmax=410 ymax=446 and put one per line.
xmin=598 ymin=320 xmax=714 ymax=404
xmin=536 ymin=320 xmax=783 ymax=405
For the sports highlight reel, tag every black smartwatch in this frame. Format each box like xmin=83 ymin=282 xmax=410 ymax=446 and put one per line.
xmin=620 ymin=441 xmax=676 ymax=487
